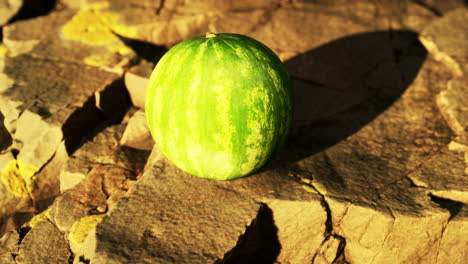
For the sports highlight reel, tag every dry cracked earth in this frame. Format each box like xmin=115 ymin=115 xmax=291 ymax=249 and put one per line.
xmin=0 ymin=0 xmax=467 ymax=263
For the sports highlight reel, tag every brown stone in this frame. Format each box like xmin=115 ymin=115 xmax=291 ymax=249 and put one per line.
xmin=436 ymin=203 xmax=468 ymax=263
xmin=60 ymin=124 xmax=149 ymax=192
xmin=0 ymin=111 xmax=12 ymax=152
xmin=436 ymin=78 xmax=468 ymax=136
xmin=119 ymin=110 xmax=154 ymax=150
xmin=78 ymin=153 xmax=322 ymax=263
xmin=0 ymin=1 xmax=467 ymax=263
xmin=16 ymin=219 xmax=71 ymax=264
xmin=420 ymin=9 xmax=468 ymax=77
xmin=0 ymin=230 xmax=19 ymax=264
xmin=124 ymin=60 xmax=154 ymax=109
xmin=0 ymin=5 xmax=136 ymax=236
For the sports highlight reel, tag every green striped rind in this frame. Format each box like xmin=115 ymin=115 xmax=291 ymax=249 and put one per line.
xmin=145 ymin=33 xmax=292 ymax=180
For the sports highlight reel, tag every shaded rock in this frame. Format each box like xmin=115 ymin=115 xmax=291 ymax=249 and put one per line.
xmin=285 ymin=30 xmax=428 ymax=131
xmin=0 ymin=0 xmax=23 ymax=26
xmin=0 ymin=110 xmax=12 ymax=152
xmin=407 ymin=143 xmax=468 ymax=203
xmin=286 ymin=33 xmax=453 ymax=209
xmin=60 ymin=124 xmax=149 ymax=192
xmin=219 ymin=204 xmax=281 ymax=264
xmin=412 ymin=0 xmax=467 ymax=15
xmin=119 ymin=110 xmax=154 ymax=150
xmin=16 ymin=219 xmax=71 ymax=264
xmin=52 ymin=162 xmax=132 ymax=235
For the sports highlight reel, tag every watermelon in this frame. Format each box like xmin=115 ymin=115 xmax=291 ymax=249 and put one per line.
xmin=145 ymin=32 xmax=293 ymax=180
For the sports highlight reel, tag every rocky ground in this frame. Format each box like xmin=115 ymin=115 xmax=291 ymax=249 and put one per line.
xmin=0 ymin=0 xmax=467 ymax=263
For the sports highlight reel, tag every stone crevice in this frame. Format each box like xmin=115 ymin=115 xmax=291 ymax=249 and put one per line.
xmin=297 ymin=169 xmax=350 ymax=264
xmin=429 ymin=192 xmax=463 ymax=264
xmin=246 ymin=3 xmax=283 ymax=34
xmin=85 ymin=161 xmax=139 ymax=178
xmin=376 ymin=143 xmax=448 ymax=193
xmin=331 ymin=235 xmax=348 ymax=264
xmin=370 ymin=217 xmax=395 ymax=264
xmin=155 ymin=0 xmax=165 ymax=15
xmin=411 ymin=0 xmax=443 ymax=17
xmin=428 ymin=193 xmax=465 ymax=220
xmin=434 ymin=218 xmax=449 ymax=264
xmin=16 ymin=226 xmax=31 ymax=249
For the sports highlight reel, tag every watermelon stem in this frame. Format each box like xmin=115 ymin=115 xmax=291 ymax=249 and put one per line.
xmin=205 ymin=32 xmax=217 ymax=38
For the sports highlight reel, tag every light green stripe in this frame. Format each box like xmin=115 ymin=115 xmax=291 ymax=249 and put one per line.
xmin=183 ymin=40 xmax=208 ymax=176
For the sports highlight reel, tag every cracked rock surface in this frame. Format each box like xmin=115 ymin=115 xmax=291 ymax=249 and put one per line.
xmin=0 ymin=0 xmax=467 ymax=263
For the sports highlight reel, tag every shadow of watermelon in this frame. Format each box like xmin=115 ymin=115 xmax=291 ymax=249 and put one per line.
xmin=282 ymin=30 xmax=427 ymax=162
xmin=218 ymin=204 xmax=281 ymax=264
xmin=257 ymin=30 xmax=435 ymax=215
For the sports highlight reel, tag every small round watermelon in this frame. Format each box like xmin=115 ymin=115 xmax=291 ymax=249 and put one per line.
xmin=145 ymin=32 xmax=293 ymax=180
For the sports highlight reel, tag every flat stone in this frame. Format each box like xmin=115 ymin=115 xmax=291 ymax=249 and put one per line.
xmin=119 ymin=110 xmax=154 ymax=150
xmin=261 ymin=198 xmax=327 ymax=263
xmin=436 ymin=78 xmax=468 ymax=136
xmin=1 ymin=1 xmax=467 ymax=263
xmin=42 ymin=125 xmax=147 ymax=256
xmin=0 ymin=53 xmax=127 ymax=234
xmin=79 ymin=152 xmax=323 ymax=263
xmin=407 ymin=143 xmax=468 ymax=203
xmin=420 ymin=9 xmax=468 ymax=76
xmin=2 ymin=10 xmax=74 ymax=56
xmin=124 ymin=60 xmax=154 ymax=109
xmin=3 ymin=8 xmax=136 ymax=71
xmin=16 ymin=219 xmax=71 ymax=264
xmin=0 ymin=0 xmax=23 ymax=26
xmin=1 ymin=7 xmax=136 ymax=236
xmin=60 ymin=124 xmax=149 ymax=192
xmin=436 ymin=203 xmax=468 ymax=263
